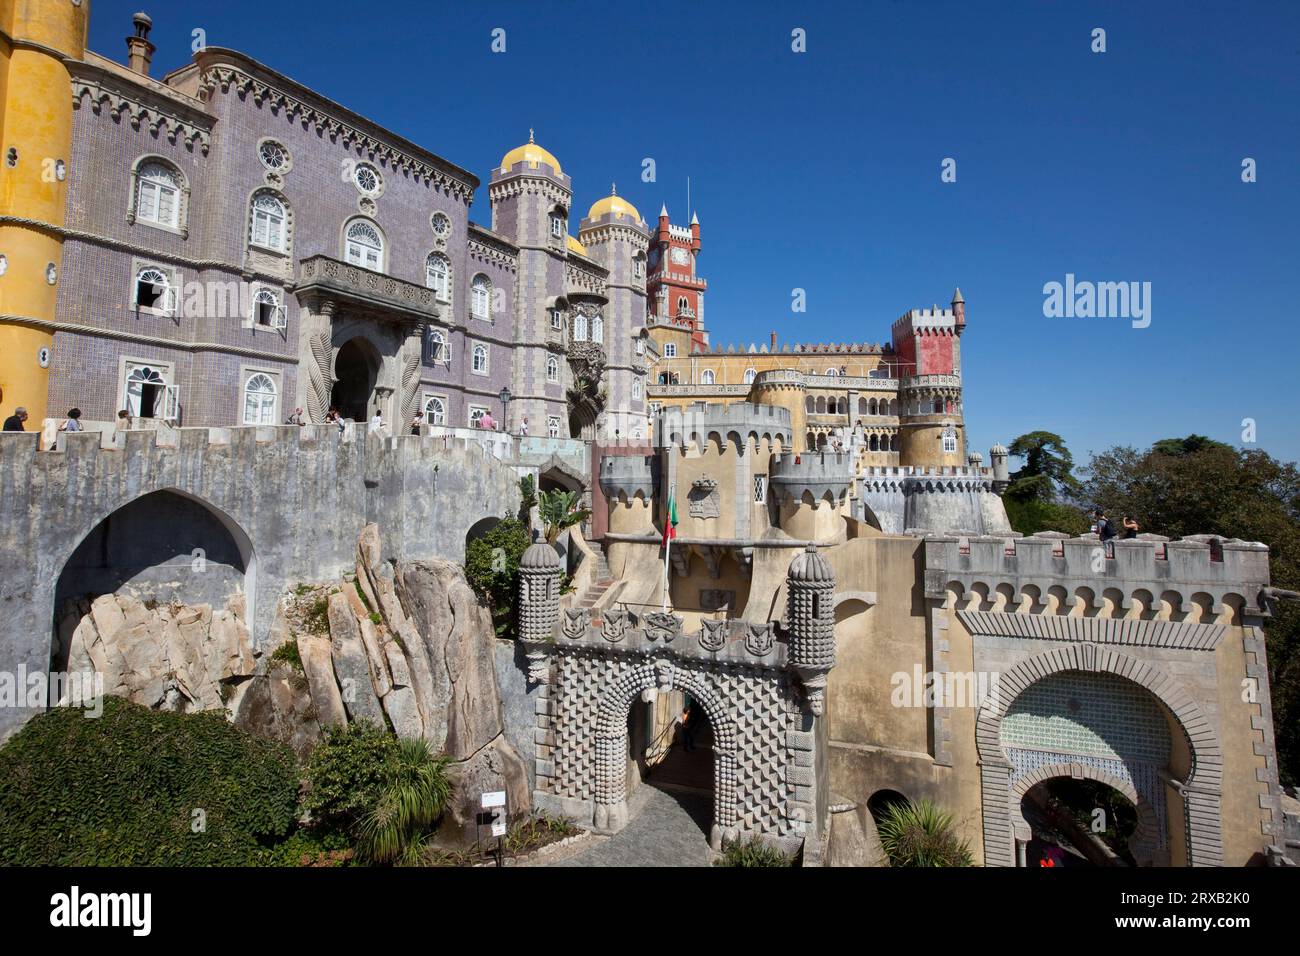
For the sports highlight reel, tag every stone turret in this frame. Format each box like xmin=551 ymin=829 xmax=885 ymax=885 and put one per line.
xmin=771 ymin=448 xmax=854 ymax=539
xmin=786 ymin=545 xmax=836 ymax=714
xmin=518 ymin=540 xmax=562 ymax=681
xmin=989 ymin=443 xmax=1010 ymax=492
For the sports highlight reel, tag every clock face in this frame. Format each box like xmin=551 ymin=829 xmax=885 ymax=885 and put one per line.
xmin=670 ymin=246 xmax=690 ymax=266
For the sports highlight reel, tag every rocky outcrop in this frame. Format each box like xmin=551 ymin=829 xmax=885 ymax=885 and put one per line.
xmin=58 ymin=593 xmax=256 ymax=713
xmin=232 ymin=663 xmax=322 ymax=761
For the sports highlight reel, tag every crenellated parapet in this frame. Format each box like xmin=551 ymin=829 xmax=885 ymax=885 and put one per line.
xmin=923 ymin=532 xmax=1272 ymax=618
xmin=770 ymin=449 xmax=855 ymax=504
xmin=656 ymin=401 xmax=792 ymax=453
xmin=598 ymin=455 xmax=657 ymax=503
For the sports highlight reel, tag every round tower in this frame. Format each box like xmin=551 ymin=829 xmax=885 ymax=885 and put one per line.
xmin=749 ymin=369 xmax=807 ymax=452
xmin=0 ymin=0 xmax=91 ymax=428
xmin=518 ymin=540 xmax=562 ymax=682
xmin=786 ymin=545 xmax=836 ymax=714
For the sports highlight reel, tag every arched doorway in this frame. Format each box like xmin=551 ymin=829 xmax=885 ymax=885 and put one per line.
xmin=1018 ymin=775 xmax=1148 ymax=867
xmin=623 ymin=689 xmax=715 ymax=845
xmin=51 ymin=489 xmax=255 ymax=672
xmin=332 ymin=337 xmax=379 ymax=422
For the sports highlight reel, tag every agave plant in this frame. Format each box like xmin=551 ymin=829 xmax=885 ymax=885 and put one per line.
xmin=875 ymin=798 xmax=973 ymax=867
xmin=538 ymin=488 xmax=592 ymax=544
xmin=355 ymin=738 xmax=453 ymax=866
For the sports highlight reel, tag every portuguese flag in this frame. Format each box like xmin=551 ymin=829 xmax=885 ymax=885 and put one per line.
xmin=663 ymin=489 xmax=678 ymax=547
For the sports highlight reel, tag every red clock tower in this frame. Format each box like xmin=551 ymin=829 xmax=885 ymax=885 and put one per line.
xmin=646 ymin=207 xmax=708 ymax=350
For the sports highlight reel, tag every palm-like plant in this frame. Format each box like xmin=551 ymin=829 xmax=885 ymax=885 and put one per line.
xmin=876 ymin=798 xmax=973 ymax=867
xmin=355 ymin=738 xmax=453 ymax=865
xmin=538 ymin=488 xmax=592 ymax=544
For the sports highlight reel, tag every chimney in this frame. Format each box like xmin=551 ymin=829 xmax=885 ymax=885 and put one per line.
xmin=770 ymin=330 xmax=777 ymax=350
xmin=126 ymin=12 xmax=155 ymax=76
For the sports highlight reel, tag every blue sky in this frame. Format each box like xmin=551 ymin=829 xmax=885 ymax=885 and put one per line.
xmin=91 ymin=0 xmax=1300 ymax=468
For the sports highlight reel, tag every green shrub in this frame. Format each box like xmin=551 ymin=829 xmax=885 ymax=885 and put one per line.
xmin=0 ymin=697 xmax=299 ymax=866
xmin=304 ymin=595 xmax=330 ymax=634
xmin=355 ymin=738 xmax=453 ymax=865
xmin=464 ymin=517 xmax=531 ymax=638
xmin=255 ymin=829 xmax=354 ymax=867
xmin=876 ymin=798 xmax=973 ymax=867
xmin=269 ymin=639 xmax=303 ymax=672
xmin=302 ymin=721 xmax=398 ymax=834
xmin=714 ymin=836 xmax=792 ymax=867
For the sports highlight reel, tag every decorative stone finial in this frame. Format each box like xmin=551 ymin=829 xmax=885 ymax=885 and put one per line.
xmin=528 ymin=128 xmax=535 ymax=143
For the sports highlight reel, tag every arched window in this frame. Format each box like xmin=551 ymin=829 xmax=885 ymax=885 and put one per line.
xmin=344 ymin=218 xmax=384 ymax=271
xmin=934 ymin=396 xmax=946 ymax=414
xmin=546 ymin=355 xmax=559 ymax=382
xmin=426 ymin=328 xmax=449 ymax=364
xmin=869 ymin=434 xmax=879 ymax=451
xmin=425 ymin=253 xmax=451 ymax=301
xmin=134 ymin=266 xmax=176 ymax=314
xmin=677 ymin=296 xmax=689 ymax=313
xmin=424 ymin=396 xmax=446 ymax=426
xmin=663 ymin=342 xmax=676 ymax=358
xmin=888 ymin=399 xmax=898 ymax=416
xmin=250 ymin=192 xmax=287 ymax=252
xmin=858 ymin=397 xmax=868 ymax=415
xmin=550 ymin=205 xmax=567 ymax=239
xmin=243 ymin=373 xmax=277 ymax=425
xmin=472 ymin=344 xmax=489 ymax=374
xmin=743 ymin=368 xmax=757 ymax=384
xmin=252 ymin=288 xmax=285 ymax=328
xmin=890 ymin=434 xmax=899 ymax=451
xmin=700 ymin=369 xmax=715 ymax=385
xmin=825 ymin=367 xmax=838 ymax=376
xmin=816 ymin=396 xmax=826 ymax=414
xmin=632 ymin=379 xmax=642 ymax=400
xmin=805 ymin=396 xmax=815 ymax=413
xmin=572 ymin=310 xmax=588 ymax=341
xmin=591 ymin=314 xmax=604 ymax=343
xmin=135 ymin=161 xmax=181 ymax=228
xmin=125 ymin=365 xmax=169 ymax=418
xmin=471 ymin=274 xmax=491 ymax=319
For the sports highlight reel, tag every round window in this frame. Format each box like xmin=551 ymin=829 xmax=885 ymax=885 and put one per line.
xmin=354 ymin=162 xmax=382 ymax=195
xmin=431 ymin=212 xmax=451 ymax=237
xmin=259 ymin=140 xmax=289 ymax=171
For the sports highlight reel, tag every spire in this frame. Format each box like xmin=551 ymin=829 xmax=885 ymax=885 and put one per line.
xmin=610 ymin=183 xmax=617 ymax=196
xmin=659 ymin=203 xmax=668 ymax=218
xmin=528 ymin=128 xmax=535 ymax=144
xmin=951 ymin=287 xmax=964 ymax=304
xmin=691 ymin=210 xmax=699 ymax=225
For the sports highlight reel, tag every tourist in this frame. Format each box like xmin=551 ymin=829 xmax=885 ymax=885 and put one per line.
xmin=369 ymin=410 xmax=385 ymax=433
xmin=519 ymin=416 xmax=529 ymax=437
xmin=409 ymin=414 xmax=422 ymax=436
xmin=286 ymin=407 xmax=305 ymax=426
xmin=325 ymin=407 xmax=345 ymax=434
xmin=113 ymin=409 xmax=131 ymax=434
xmin=680 ymin=704 xmax=696 ymax=753
xmin=2 ymin=406 xmax=26 ymax=431
xmin=58 ymin=408 xmax=83 ymax=434
xmin=1094 ymin=508 xmax=1116 ymax=556
xmin=1122 ymin=514 xmax=1140 ymax=539
xmin=479 ymin=410 xmax=495 ymax=431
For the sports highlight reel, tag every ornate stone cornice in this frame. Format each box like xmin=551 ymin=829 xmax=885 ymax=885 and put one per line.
xmin=69 ymin=60 xmax=213 ymax=155
xmin=191 ymin=50 xmax=477 ymax=202
xmin=956 ymin=609 xmax=1227 ymax=651
xmin=467 ymin=234 xmax=518 ymax=271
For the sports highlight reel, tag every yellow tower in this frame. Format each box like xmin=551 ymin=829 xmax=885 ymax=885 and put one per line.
xmin=0 ymin=0 xmax=89 ymax=429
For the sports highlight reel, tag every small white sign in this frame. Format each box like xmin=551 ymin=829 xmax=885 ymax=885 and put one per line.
xmin=481 ymin=790 xmax=506 ymax=809
xmin=491 ymin=821 xmax=507 ymax=837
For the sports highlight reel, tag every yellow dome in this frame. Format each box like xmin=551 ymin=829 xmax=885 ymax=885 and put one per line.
xmin=566 ymin=234 xmax=589 ymax=257
xmin=587 ymin=188 xmax=641 ymax=223
xmin=500 ymin=130 xmax=562 ymax=175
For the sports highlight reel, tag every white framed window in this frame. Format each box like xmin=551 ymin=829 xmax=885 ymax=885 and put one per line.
xmin=632 ymin=379 xmax=642 ymax=400
xmin=677 ymin=296 xmax=689 ymax=312
xmin=471 ymin=274 xmax=491 ymax=319
xmin=426 ymin=327 xmax=449 ymax=364
xmin=250 ymin=192 xmax=287 ymax=253
xmin=135 ymin=161 xmax=180 ymax=228
xmin=547 ymin=416 xmax=561 ymax=438
xmin=700 ymin=369 xmax=715 ymax=385
xmin=425 ymin=253 xmax=451 ymax=301
xmin=344 ymin=218 xmax=384 ymax=271
xmin=635 ymin=337 xmax=645 ymax=355
xmin=550 ymin=211 xmax=566 ymax=238
xmin=423 ymin=394 xmax=446 ymax=426
xmin=122 ymin=362 xmax=176 ymax=420
xmin=134 ymin=266 xmax=177 ymax=315
xmin=546 ymin=355 xmax=559 ymax=382
xmin=743 ymin=368 xmax=757 ymax=384
xmin=591 ymin=315 xmax=604 ymax=344
xmin=572 ymin=311 xmax=588 ymax=341
xmin=353 ymin=162 xmax=382 ymax=196
xmin=252 ymin=288 xmax=286 ymax=328
xmin=942 ymin=434 xmax=958 ymax=454
xmin=663 ymin=342 xmax=677 ymax=358
xmin=754 ymin=474 xmax=767 ymax=502
xmin=468 ymin=405 xmax=489 ymax=428
xmin=472 ymin=343 xmax=489 ymax=375
xmin=550 ymin=308 xmax=563 ymax=331
xmin=242 ymin=372 xmax=278 ymax=425
xmin=633 ymin=254 xmax=645 ymax=278
xmin=825 ymin=368 xmax=838 ymax=376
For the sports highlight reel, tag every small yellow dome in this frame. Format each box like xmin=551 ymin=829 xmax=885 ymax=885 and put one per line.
xmin=566 ymin=234 xmax=589 ymax=257
xmin=587 ymin=186 xmax=641 ymax=223
xmin=500 ymin=130 xmax=562 ymax=175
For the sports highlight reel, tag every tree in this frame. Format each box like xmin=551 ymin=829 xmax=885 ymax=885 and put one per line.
xmin=464 ymin=518 xmax=531 ymax=637
xmin=1079 ymin=438 xmax=1300 ymax=786
xmin=1006 ymin=431 xmax=1082 ymax=501
xmin=538 ymin=488 xmax=591 ymax=545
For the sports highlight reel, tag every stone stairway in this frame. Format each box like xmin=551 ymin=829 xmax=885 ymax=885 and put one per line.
xmin=580 ymin=551 xmax=615 ymax=615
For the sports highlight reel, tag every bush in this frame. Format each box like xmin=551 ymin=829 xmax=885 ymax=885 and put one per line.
xmin=355 ymin=738 xmax=453 ymax=865
xmin=0 ymin=697 xmax=299 ymax=866
xmin=302 ymin=721 xmax=399 ymax=834
xmin=269 ymin=639 xmax=303 ymax=672
xmin=713 ymin=837 xmax=792 ymax=867
xmin=875 ymin=798 xmax=973 ymax=867
xmin=464 ymin=517 xmax=531 ymax=637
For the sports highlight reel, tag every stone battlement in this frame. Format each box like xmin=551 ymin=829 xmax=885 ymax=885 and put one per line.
xmin=598 ymin=455 xmax=657 ymax=502
xmin=770 ymin=449 xmax=855 ymax=503
xmin=893 ymin=308 xmax=957 ymax=331
xmin=923 ymin=532 xmax=1272 ymax=616
xmin=656 ymin=401 xmax=793 ymax=452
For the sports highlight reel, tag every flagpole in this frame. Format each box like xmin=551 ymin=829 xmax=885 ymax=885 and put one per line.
xmin=662 ymin=531 xmax=670 ymax=613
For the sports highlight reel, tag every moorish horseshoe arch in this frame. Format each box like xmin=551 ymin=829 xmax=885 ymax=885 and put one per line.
xmin=1009 ymin=762 xmax=1164 ymax=866
xmin=592 ymin=660 xmax=740 ymax=847
xmin=975 ymin=643 xmax=1224 ymax=867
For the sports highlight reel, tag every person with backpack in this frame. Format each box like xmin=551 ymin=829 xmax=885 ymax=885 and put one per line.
xmin=1094 ymin=508 xmax=1116 ymax=556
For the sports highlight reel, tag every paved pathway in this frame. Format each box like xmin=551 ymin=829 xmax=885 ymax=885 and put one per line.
xmin=546 ymin=785 xmax=716 ymax=868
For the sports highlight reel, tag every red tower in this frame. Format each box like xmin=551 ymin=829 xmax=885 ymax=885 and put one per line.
xmin=647 ymin=207 xmax=708 ymax=350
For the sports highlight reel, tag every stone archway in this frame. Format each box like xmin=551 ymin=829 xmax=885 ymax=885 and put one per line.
xmin=593 ymin=661 xmax=739 ymax=849
xmin=976 ymin=643 xmax=1223 ymax=867
xmin=1010 ymin=763 xmax=1164 ymax=866
xmin=332 ymin=337 xmax=380 ymax=422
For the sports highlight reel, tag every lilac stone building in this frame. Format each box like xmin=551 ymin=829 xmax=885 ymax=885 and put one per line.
xmin=47 ymin=17 xmax=649 ymax=443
